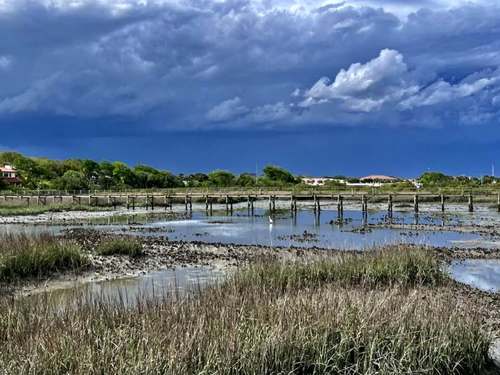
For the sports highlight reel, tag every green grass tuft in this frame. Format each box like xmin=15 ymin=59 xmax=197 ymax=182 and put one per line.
xmin=234 ymin=246 xmax=445 ymax=292
xmin=96 ymin=238 xmax=143 ymax=257
xmin=0 ymin=233 xmax=88 ymax=281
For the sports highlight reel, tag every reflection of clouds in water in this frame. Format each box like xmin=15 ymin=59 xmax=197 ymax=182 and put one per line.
xmin=205 ymin=224 xmax=252 ymax=237
xmin=137 ymin=210 xmax=486 ymax=250
xmin=46 ymin=267 xmax=223 ymax=308
xmin=152 ymin=220 xmax=205 ymax=226
xmin=449 ymin=260 xmax=500 ymax=293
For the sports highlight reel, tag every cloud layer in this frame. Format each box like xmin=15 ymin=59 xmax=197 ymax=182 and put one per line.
xmin=1 ymin=0 xmax=500 ymax=130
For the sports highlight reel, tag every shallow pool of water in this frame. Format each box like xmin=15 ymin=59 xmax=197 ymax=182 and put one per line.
xmin=33 ymin=266 xmax=225 ymax=308
xmin=2 ymin=207 xmax=498 ymax=250
xmin=112 ymin=208 xmax=494 ymax=250
xmin=449 ymin=259 xmax=500 ymax=293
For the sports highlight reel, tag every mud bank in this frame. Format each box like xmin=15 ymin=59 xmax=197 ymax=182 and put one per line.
xmin=1 ymin=228 xmax=332 ymax=297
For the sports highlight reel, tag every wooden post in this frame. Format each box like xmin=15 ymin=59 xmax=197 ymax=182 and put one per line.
xmin=468 ymin=194 xmax=474 ymax=213
xmin=272 ymin=195 xmax=276 ymax=212
xmin=388 ymin=194 xmax=393 ymax=215
xmin=151 ymin=195 xmax=154 ymax=211
xmin=132 ymin=196 xmax=136 ymax=211
xmin=337 ymin=195 xmax=343 ymax=216
xmin=414 ymin=194 xmax=419 ymax=213
xmin=189 ymin=196 xmax=192 ymax=211
xmin=317 ymin=195 xmax=321 ymax=212
xmin=185 ymin=195 xmax=189 ymax=211
xmin=441 ymin=194 xmax=445 ymax=212
xmin=209 ymin=197 xmax=213 ymax=215
xmin=205 ymin=195 xmax=209 ymax=212
xmin=229 ymin=197 xmax=233 ymax=214
xmin=225 ymin=195 xmax=229 ymax=213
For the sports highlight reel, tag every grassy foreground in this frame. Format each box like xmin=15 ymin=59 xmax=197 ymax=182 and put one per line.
xmin=0 ymin=247 xmax=492 ymax=374
xmin=0 ymin=233 xmax=88 ymax=281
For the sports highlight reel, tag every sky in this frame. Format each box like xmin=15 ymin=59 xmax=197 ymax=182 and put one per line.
xmin=1 ymin=0 xmax=500 ymax=177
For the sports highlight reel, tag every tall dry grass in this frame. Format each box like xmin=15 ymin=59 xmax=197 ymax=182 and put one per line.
xmin=0 ymin=233 xmax=88 ymax=281
xmin=0 ymin=246 xmax=491 ymax=374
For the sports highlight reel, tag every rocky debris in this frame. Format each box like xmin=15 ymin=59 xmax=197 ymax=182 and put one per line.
xmin=60 ymin=228 xmax=332 ymax=284
xmin=489 ymin=338 xmax=500 ymax=369
xmin=0 ymin=208 xmax=188 ymax=225
xmin=329 ymin=218 xmax=353 ymax=225
xmin=277 ymin=230 xmax=319 ymax=243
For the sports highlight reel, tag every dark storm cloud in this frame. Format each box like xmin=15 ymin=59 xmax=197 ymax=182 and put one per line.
xmin=0 ymin=0 xmax=500 ymax=131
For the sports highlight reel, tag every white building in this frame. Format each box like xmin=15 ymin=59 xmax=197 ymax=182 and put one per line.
xmin=301 ymin=177 xmax=346 ymax=186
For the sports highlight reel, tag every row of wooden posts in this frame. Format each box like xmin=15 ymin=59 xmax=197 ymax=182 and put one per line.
xmin=1 ymin=193 xmax=499 ymax=214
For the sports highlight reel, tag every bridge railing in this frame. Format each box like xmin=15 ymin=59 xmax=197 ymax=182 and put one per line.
xmin=1 ymin=186 xmax=500 ymax=197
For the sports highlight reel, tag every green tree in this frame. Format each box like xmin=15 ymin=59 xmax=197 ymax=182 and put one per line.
xmin=208 ymin=170 xmax=235 ymax=187
xmin=112 ymin=162 xmax=136 ymax=187
xmin=263 ymin=165 xmax=296 ymax=184
xmin=418 ymin=172 xmax=453 ymax=186
xmin=56 ymin=171 xmax=88 ymax=191
xmin=82 ymin=160 xmax=101 ymax=185
xmin=98 ymin=162 xmax=115 ymax=189
xmin=236 ymin=173 xmax=256 ymax=187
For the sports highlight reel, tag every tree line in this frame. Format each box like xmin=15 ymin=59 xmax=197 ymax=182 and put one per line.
xmin=0 ymin=151 xmax=497 ymax=191
xmin=0 ymin=152 xmax=299 ymax=191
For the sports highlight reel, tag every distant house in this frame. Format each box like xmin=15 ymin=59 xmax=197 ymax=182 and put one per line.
xmin=359 ymin=175 xmax=399 ymax=183
xmin=1 ymin=165 xmax=21 ymax=185
xmin=301 ymin=177 xmax=346 ymax=186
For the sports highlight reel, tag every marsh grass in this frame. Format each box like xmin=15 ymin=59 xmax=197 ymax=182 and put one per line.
xmin=0 ymin=233 xmax=88 ymax=281
xmin=235 ymin=246 xmax=445 ymax=291
xmin=0 ymin=246 xmax=492 ymax=374
xmin=96 ymin=238 xmax=143 ymax=257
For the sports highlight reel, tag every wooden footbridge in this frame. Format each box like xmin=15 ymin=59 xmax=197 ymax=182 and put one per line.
xmin=1 ymin=191 xmax=500 ymax=214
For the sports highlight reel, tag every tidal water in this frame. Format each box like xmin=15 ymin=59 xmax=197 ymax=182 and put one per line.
xmin=5 ymin=205 xmax=500 ymax=302
xmin=31 ymin=266 xmax=225 ymax=309
xmin=3 ymin=205 xmax=499 ymax=251
xmin=99 ymin=207 xmax=497 ymax=250
xmin=448 ymin=259 xmax=500 ymax=293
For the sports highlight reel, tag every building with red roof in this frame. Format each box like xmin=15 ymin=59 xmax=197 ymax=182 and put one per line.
xmin=1 ymin=165 xmax=21 ymax=185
